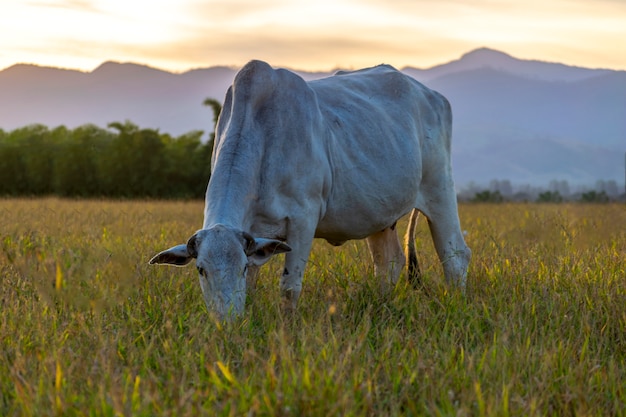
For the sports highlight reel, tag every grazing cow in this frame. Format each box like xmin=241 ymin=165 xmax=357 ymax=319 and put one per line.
xmin=150 ymin=60 xmax=470 ymax=319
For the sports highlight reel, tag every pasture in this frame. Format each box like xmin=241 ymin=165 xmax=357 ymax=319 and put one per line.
xmin=1 ymin=198 xmax=624 ymax=416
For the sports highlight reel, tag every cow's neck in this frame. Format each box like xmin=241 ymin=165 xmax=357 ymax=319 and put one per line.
xmin=202 ymin=145 xmax=260 ymax=231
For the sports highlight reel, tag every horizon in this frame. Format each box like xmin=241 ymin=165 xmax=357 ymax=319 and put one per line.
xmin=1 ymin=1 xmax=626 ymax=73
xmin=2 ymin=46 xmax=623 ymax=76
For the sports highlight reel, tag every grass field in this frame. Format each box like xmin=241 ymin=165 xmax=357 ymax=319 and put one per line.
xmin=1 ymin=198 xmax=624 ymax=416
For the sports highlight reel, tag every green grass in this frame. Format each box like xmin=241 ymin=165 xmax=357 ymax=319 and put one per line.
xmin=1 ymin=199 xmax=624 ymax=416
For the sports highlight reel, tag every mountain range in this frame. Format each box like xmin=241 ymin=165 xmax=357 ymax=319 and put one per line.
xmin=1 ymin=48 xmax=624 ymax=189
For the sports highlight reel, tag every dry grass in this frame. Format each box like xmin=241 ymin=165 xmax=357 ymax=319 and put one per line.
xmin=1 ymin=198 xmax=624 ymax=416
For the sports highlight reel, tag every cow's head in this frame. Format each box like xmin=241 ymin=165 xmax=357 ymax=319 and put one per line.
xmin=149 ymin=225 xmax=291 ymax=319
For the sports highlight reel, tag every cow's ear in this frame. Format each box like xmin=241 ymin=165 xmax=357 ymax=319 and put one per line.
xmin=149 ymin=244 xmax=194 ymax=266
xmin=244 ymin=236 xmax=292 ymax=266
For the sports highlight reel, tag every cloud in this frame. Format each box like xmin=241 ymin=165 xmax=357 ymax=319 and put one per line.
xmin=185 ymin=0 xmax=290 ymax=24
xmin=43 ymin=0 xmax=624 ymax=72
xmin=2 ymin=0 xmax=626 ymax=72
xmin=25 ymin=0 xmax=100 ymax=12
xmin=164 ymin=0 xmax=474 ymax=70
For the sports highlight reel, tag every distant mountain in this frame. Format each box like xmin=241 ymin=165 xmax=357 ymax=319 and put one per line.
xmin=0 ymin=61 xmax=230 ymax=138
xmin=0 ymin=48 xmax=624 ymax=189
xmin=402 ymin=47 xmax=614 ymax=82
xmin=426 ymin=65 xmax=625 ymax=188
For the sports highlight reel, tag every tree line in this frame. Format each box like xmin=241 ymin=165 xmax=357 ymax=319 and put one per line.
xmin=1 ymin=104 xmax=622 ymax=201
xmin=0 ymin=98 xmax=225 ymax=199
xmin=458 ymin=179 xmax=623 ymax=203
xmin=0 ymin=121 xmax=213 ymax=198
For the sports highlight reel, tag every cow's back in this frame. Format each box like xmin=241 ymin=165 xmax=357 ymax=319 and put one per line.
xmin=309 ymin=65 xmax=452 ymax=242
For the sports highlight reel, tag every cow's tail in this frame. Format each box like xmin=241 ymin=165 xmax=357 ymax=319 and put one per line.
xmin=404 ymin=209 xmax=422 ymax=288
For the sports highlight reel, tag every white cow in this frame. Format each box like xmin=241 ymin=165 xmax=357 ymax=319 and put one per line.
xmin=150 ymin=60 xmax=470 ymax=319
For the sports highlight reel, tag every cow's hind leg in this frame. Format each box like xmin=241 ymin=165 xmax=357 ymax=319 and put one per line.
xmin=366 ymin=224 xmax=406 ymax=293
xmin=423 ymin=184 xmax=471 ymax=288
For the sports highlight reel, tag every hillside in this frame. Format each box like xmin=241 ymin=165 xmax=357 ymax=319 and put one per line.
xmin=1 ymin=48 xmax=624 ymax=188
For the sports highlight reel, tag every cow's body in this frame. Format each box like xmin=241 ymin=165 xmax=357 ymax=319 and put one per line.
xmin=150 ymin=60 xmax=471 ymax=318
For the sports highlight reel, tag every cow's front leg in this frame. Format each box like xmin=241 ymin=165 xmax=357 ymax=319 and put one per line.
xmin=280 ymin=234 xmax=314 ymax=313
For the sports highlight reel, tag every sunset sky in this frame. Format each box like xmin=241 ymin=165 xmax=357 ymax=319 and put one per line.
xmin=1 ymin=0 xmax=625 ymax=73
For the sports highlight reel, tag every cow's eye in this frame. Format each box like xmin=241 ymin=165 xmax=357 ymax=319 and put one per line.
xmin=197 ymin=266 xmax=206 ymax=276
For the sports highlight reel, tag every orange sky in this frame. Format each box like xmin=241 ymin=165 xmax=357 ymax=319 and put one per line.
xmin=1 ymin=0 xmax=625 ymax=72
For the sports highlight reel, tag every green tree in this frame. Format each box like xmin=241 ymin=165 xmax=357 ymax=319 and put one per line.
xmin=54 ymin=124 xmax=112 ymax=196
xmin=580 ymin=190 xmax=610 ymax=203
xmin=104 ymin=121 xmax=165 ymax=197
xmin=0 ymin=130 xmax=28 ymax=195
xmin=203 ymin=98 xmax=222 ymax=131
xmin=472 ymin=190 xmax=504 ymax=203
xmin=161 ymin=130 xmax=212 ymax=198
xmin=537 ymin=190 xmax=563 ymax=203
xmin=9 ymin=125 xmax=55 ymax=195
xmin=0 ymin=120 xmax=223 ymax=198
xmin=203 ymin=97 xmax=222 ymax=157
